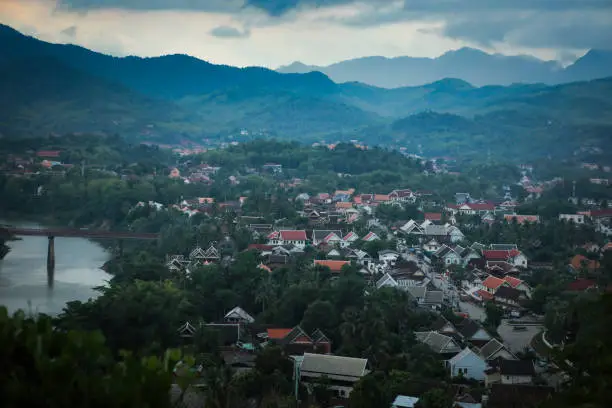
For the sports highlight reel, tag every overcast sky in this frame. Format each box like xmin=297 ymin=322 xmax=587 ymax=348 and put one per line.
xmin=1 ymin=0 xmax=611 ymax=68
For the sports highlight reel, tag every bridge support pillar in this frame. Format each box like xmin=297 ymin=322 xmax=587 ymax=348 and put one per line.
xmin=47 ymin=236 xmax=55 ymax=288
xmin=118 ymin=239 xmax=124 ymax=258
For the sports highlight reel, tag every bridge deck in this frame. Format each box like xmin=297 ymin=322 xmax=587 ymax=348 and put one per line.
xmin=2 ymin=227 xmax=159 ymax=240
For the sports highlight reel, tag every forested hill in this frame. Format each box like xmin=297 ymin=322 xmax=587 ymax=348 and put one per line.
xmin=1 ymin=24 xmax=612 ymax=159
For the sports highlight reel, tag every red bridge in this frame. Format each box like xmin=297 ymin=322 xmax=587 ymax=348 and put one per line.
xmin=3 ymin=227 xmax=159 ymax=240
xmin=1 ymin=226 xmax=159 ymax=288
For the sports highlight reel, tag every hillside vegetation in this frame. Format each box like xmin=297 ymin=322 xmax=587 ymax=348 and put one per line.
xmin=1 ymin=24 xmax=611 ymax=158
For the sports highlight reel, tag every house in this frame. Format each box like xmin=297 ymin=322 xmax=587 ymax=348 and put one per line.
xmin=485 ymin=359 xmax=535 ymax=386
xmin=342 ymin=231 xmax=359 ymax=246
xmin=423 ymin=238 xmax=442 ymax=253
xmin=312 ymin=230 xmax=344 ymax=246
xmin=482 ymin=249 xmax=528 ymax=268
xmin=267 ymin=326 xmax=331 ymax=355
xmin=376 ymin=273 xmax=399 ymax=289
xmin=457 ymin=319 xmax=492 ymax=347
xmin=503 ymin=214 xmax=540 ymax=224
xmin=333 ymin=190 xmax=353 ymax=202
xmin=569 ymin=254 xmax=600 ymax=273
xmin=448 ymin=347 xmax=488 ymax=381
xmin=379 ymin=249 xmax=400 ymax=264
xmin=169 ymin=167 xmax=181 ymax=179
xmin=566 ymin=278 xmax=598 ymax=292
xmin=267 ymin=230 xmax=308 ymax=248
xmin=447 ymin=202 xmax=496 ymax=216
xmin=262 ymin=163 xmax=282 ymax=173
xmin=486 ymin=384 xmax=554 ymax=408
xmin=389 ymin=189 xmax=417 ymax=203
xmin=314 ymin=260 xmax=351 ymax=273
xmin=502 ymin=276 xmax=531 ymax=298
xmin=481 ymin=276 xmax=507 ymax=295
xmin=392 ymin=395 xmax=420 ymax=408
xmin=362 ymin=231 xmax=381 ymax=242
xmin=494 ymin=286 xmax=526 ymax=307
xmin=298 ymin=353 xmax=368 ymax=399
xmin=478 ymin=339 xmax=516 ymax=361
xmin=431 ymin=316 xmax=459 ymax=337
xmin=415 ymin=331 xmax=462 ymax=355
xmin=423 ymin=224 xmax=465 ymax=243
xmin=224 ymin=306 xmax=255 ymax=324
xmin=434 ymin=245 xmax=462 ymax=265
xmin=559 ymin=214 xmax=585 ymax=224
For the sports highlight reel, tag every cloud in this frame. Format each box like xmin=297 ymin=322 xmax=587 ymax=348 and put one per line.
xmin=210 ymin=25 xmax=250 ymax=38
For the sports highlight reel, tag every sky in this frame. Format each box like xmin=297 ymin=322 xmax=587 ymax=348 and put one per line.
xmin=1 ymin=0 xmax=611 ymax=68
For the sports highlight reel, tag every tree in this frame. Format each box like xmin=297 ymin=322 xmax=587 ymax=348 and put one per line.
xmin=0 ymin=307 xmax=179 ymax=408
xmin=484 ymin=302 xmax=503 ymax=330
xmin=300 ymin=300 xmax=338 ymax=334
xmin=415 ymin=388 xmax=452 ymax=408
xmin=311 ymin=375 xmax=333 ymax=408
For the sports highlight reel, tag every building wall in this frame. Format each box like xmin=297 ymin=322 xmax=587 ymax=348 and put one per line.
xmin=450 ymin=353 xmax=487 ymax=381
xmin=501 ymin=374 xmax=533 ymax=385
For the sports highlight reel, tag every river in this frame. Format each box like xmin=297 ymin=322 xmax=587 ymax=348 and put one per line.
xmin=0 ymin=220 xmax=111 ymax=315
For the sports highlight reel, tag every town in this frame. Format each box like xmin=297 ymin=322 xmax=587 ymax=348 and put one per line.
xmin=1 ymin=136 xmax=611 ymax=408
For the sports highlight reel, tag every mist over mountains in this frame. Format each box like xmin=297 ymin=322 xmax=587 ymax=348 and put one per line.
xmin=1 ymin=23 xmax=611 ymax=159
xmin=278 ymin=48 xmax=612 ymax=88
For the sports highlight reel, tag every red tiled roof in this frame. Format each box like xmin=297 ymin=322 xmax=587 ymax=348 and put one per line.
xmin=279 ymin=230 xmax=307 ymax=241
xmin=503 ymin=276 xmax=523 ymax=288
xmin=374 ymin=194 xmax=390 ymax=202
xmin=468 ymin=203 xmax=495 ymax=211
xmin=343 ymin=232 xmax=358 ymax=241
xmin=483 ymin=276 xmax=506 ymax=290
xmin=314 ymin=260 xmax=350 ymax=272
xmin=257 ymin=263 xmax=272 ymax=273
xmin=566 ymin=279 xmax=597 ymax=292
xmin=424 ymin=212 xmax=442 ymax=221
xmin=477 ymin=289 xmax=495 ymax=300
xmin=267 ymin=328 xmax=292 ymax=339
xmin=483 ymin=250 xmax=511 ymax=261
xmin=362 ymin=232 xmax=378 ymax=241
xmin=336 ymin=202 xmax=353 ymax=209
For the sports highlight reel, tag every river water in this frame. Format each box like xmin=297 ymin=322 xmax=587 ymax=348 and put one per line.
xmin=0 ymin=220 xmax=111 ymax=315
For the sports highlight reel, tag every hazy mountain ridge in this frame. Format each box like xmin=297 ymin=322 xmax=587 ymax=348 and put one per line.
xmin=278 ymin=47 xmax=612 ymax=88
xmin=1 ymin=24 xmax=611 ymax=158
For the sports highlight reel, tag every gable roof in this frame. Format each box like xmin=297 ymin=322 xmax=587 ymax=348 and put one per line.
xmin=449 ymin=347 xmax=483 ymax=365
xmin=376 ymin=273 xmax=398 ymax=289
xmin=362 ymin=231 xmax=380 ymax=241
xmin=431 ymin=316 xmax=456 ymax=333
xmin=279 ymin=230 xmax=307 ymax=241
xmin=267 ymin=328 xmax=292 ymax=340
xmin=483 ymin=250 xmax=512 ymax=261
xmin=502 ymin=276 xmax=524 ymax=289
xmin=224 ymin=306 xmax=255 ymax=323
xmin=479 ymin=338 xmax=512 ymax=360
xmin=504 ymin=214 xmax=540 ymax=224
xmin=458 ymin=319 xmax=486 ymax=339
xmin=314 ymin=259 xmax=351 ymax=272
xmin=415 ymin=331 xmax=461 ymax=353
xmin=311 ymin=329 xmax=331 ymax=343
xmin=283 ymin=326 xmax=313 ymax=344
xmin=494 ymin=286 xmax=523 ymax=302
xmin=343 ymin=231 xmax=359 ymax=241
xmin=313 ymin=230 xmax=343 ymax=242
xmin=482 ymin=275 xmax=506 ymax=290
xmin=300 ymin=353 xmax=368 ymax=378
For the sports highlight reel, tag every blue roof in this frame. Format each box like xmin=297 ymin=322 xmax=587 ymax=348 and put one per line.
xmin=392 ymin=395 xmax=419 ymax=408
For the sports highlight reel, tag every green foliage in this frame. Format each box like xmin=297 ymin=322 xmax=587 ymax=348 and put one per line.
xmin=0 ymin=306 xmax=178 ymax=408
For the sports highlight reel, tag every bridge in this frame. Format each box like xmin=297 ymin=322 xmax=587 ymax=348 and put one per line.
xmin=0 ymin=226 xmax=159 ymax=288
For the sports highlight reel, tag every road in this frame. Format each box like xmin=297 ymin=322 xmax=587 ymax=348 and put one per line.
xmin=497 ymin=320 xmax=542 ymax=353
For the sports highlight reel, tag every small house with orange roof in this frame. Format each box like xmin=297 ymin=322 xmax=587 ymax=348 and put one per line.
xmin=169 ymin=167 xmax=181 ymax=179
xmin=481 ymin=275 xmax=508 ymax=295
xmin=266 ymin=326 xmax=331 ymax=354
xmin=569 ymin=254 xmax=601 ymax=274
xmin=504 ymin=214 xmax=540 ymax=225
xmin=314 ymin=260 xmax=351 ymax=273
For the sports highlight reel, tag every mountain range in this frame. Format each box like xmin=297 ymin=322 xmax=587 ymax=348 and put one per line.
xmin=1 ymin=24 xmax=611 ymax=159
xmin=278 ymin=48 xmax=612 ymax=88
